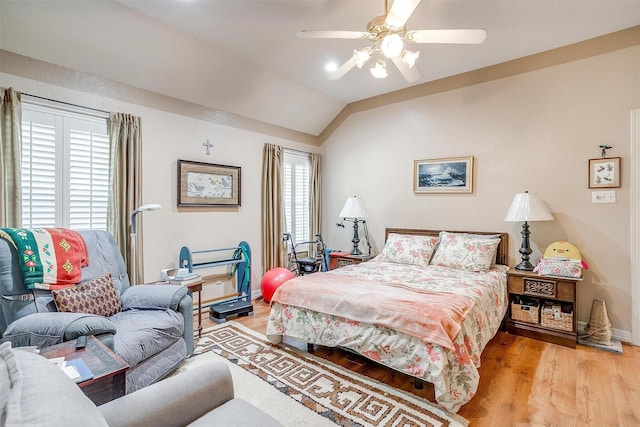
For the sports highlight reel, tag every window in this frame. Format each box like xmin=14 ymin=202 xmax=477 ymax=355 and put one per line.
xmin=283 ymin=150 xmax=310 ymax=245
xmin=21 ymin=101 xmax=110 ymax=230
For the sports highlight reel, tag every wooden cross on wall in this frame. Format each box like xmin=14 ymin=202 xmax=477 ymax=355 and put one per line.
xmin=203 ymin=139 xmax=214 ymax=155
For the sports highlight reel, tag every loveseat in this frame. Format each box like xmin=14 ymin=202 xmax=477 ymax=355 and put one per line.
xmin=0 ymin=229 xmax=194 ymax=393
xmin=0 ymin=342 xmax=282 ymax=426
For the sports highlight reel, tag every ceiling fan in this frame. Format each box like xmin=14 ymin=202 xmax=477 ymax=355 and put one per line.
xmin=298 ymin=0 xmax=486 ymax=82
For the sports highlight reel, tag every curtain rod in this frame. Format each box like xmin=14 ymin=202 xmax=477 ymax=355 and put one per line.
xmin=22 ymin=93 xmax=110 ymax=116
xmin=283 ymin=146 xmax=317 ymax=156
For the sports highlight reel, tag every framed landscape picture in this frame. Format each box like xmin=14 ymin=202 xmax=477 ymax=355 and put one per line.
xmin=414 ymin=156 xmax=474 ymax=194
xmin=178 ymin=160 xmax=241 ymax=207
xmin=588 ymin=157 xmax=621 ymax=188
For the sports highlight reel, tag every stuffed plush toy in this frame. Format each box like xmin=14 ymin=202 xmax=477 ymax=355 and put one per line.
xmin=543 ymin=240 xmax=589 ymax=269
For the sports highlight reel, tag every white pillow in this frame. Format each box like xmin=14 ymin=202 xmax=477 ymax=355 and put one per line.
xmin=429 ymin=231 xmax=501 ymax=272
xmin=374 ymin=233 xmax=439 ymax=267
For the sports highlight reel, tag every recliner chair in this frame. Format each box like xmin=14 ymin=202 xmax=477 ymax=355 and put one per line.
xmin=0 ymin=229 xmax=194 ymax=393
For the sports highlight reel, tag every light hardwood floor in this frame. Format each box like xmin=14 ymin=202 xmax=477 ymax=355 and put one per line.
xmin=196 ymin=299 xmax=640 ymax=426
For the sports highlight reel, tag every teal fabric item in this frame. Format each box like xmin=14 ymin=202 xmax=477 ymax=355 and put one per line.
xmin=0 ymin=228 xmax=43 ymax=290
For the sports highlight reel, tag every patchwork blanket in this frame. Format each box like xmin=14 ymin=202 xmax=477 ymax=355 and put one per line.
xmin=0 ymin=228 xmax=88 ymax=290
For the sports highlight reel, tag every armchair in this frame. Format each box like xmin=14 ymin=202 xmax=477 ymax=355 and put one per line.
xmin=0 ymin=230 xmax=194 ymax=393
xmin=1 ymin=343 xmax=282 ymax=426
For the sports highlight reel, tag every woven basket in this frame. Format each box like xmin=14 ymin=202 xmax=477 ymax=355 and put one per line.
xmin=541 ymin=309 xmax=573 ymax=331
xmin=511 ymin=301 xmax=539 ymax=324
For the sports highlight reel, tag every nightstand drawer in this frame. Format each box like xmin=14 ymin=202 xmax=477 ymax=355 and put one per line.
xmin=523 ymin=277 xmax=556 ymax=298
xmin=337 ymin=258 xmax=356 ymax=268
xmin=328 ymin=253 xmax=373 ymax=270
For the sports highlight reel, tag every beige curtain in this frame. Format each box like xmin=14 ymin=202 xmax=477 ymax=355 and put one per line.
xmin=0 ymin=88 xmax=22 ymax=228
xmin=108 ymin=113 xmax=143 ymax=284
xmin=309 ymin=153 xmax=322 ymax=240
xmin=261 ymin=143 xmax=285 ymax=272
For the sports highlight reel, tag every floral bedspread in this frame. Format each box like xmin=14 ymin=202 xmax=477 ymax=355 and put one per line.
xmin=265 ymin=260 xmax=508 ymax=413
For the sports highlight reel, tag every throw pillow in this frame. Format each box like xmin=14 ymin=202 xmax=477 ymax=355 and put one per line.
xmin=52 ymin=273 xmax=121 ymax=317
xmin=374 ymin=233 xmax=440 ymax=267
xmin=429 ymin=231 xmax=501 ymax=272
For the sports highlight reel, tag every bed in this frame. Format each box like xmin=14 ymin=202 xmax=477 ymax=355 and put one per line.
xmin=265 ymin=228 xmax=509 ymax=413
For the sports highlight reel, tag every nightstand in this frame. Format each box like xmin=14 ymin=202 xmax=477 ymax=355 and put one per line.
xmin=506 ymin=268 xmax=582 ymax=348
xmin=328 ymin=252 xmax=373 ymax=270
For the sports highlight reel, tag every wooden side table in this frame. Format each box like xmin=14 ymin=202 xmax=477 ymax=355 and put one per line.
xmin=506 ymin=268 xmax=582 ymax=348
xmin=184 ymin=280 xmax=204 ymax=338
xmin=329 ymin=252 xmax=373 ymax=270
xmin=40 ymin=336 xmax=129 ymax=405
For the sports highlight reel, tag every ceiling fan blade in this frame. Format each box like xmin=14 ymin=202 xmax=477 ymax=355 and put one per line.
xmin=391 ymin=57 xmax=422 ymax=83
xmin=328 ymin=57 xmax=357 ymax=80
xmin=298 ymin=30 xmax=370 ymax=39
xmin=385 ymin=0 xmax=422 ymax=29
xmin=406 ymin=29 xmax=487 ymax=44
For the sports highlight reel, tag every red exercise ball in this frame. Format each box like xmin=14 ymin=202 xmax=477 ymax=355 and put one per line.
xmin=261 ymin=267 xmax=295 ymax=303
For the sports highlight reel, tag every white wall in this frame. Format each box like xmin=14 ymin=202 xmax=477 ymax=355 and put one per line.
xmin=321 ymin=46 xmax=640 ymax=333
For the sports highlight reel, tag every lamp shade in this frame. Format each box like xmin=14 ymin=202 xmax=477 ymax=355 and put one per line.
xmin=339 ymin=196 xmax=368 ymax=219
xmin=504 ymin=192 xmax=553 ymax=222
xmin=132 ymin=204 xmax=162 ymax=216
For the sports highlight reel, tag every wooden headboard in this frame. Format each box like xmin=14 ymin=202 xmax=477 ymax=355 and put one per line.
xmin=384 ymin=228 xmax=509 ymax=266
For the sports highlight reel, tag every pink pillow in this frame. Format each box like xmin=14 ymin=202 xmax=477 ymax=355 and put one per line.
xmin=374 ymin=233 xmax=439 ymax=267
xmin=430 ymin=231 xmax=500 ymax=272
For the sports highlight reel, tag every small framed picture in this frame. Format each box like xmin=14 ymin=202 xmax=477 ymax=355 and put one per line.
xmin=414 ymin=156 xmax=474 ymax=194
xmin=588 ymin=157 xmax=621 ymax=188
xmin=178 ymin=160 xmax=241 ymax=207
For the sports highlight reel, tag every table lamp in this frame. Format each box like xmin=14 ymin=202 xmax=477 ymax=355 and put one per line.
xmin=337 ymin=196 xmax=369 ymax=255
xmin=504 ymin=191 xmax=553 ymax=271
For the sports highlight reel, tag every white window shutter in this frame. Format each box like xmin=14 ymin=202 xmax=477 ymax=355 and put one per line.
xmin=69 ymin=128 xmax=109 ymax=230
xmin=21 ymin=102 xmax=109 ymax=230
xmin=21 ymin=114 xmax=57 ymax=228
xmin=283 ymin=150 xmax=310 ymax=245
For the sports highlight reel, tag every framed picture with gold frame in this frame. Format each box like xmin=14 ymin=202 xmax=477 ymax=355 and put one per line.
xmin=178 ymin=160 xmax=241 ymax=207
xmin=413 ymin=156 xmax=474 ymax=194
xmin=588 ymin=157 xmax=620 ymax=188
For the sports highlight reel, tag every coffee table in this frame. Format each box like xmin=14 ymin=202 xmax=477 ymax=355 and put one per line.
xmin=40 ymin=336 xmax=129 ymax=405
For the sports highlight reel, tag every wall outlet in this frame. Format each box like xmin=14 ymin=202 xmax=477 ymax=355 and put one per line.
xmin=592 ymin=190 xmax=616 ymax=203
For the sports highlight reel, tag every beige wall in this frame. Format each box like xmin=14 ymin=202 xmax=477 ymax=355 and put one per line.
xmin=2 ymin=41 xmax=638 ymax=335
xmin=321 ymin=46 xmax=640 ymax=333
xmin=0 ymin=70 xmax=318 ymax=295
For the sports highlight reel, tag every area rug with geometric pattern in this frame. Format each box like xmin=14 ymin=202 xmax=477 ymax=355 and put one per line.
xmin=187 ymin=321 xmax=468 ymax=427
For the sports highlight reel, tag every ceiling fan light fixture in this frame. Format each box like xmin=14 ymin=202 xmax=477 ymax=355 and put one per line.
xmin=380 ymin=33 xmax=404 ymax=58
xmin=299 ymin=0 xmax=486 ymax=83
xmin=401 ymin=49 xmax=420 ymax=68
xmin=353 ymin=48 xmax=372 ymax=68
xmin=370 ymin=58 xmax=388 ymax=79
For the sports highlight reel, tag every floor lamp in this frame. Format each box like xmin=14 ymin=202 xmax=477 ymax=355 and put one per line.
xmin=504 ymin=191 xmax=553 ymax=271
xmin=130 ymin=204 xmax=161 ymax=285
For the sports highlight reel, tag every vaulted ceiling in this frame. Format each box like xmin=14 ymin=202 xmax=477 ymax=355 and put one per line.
xmin=1 ymin=1 xmax=639 ymax=136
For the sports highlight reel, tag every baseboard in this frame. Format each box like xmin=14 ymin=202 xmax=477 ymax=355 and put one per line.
xmin=577 ymin=321 xmax=631 ymax=344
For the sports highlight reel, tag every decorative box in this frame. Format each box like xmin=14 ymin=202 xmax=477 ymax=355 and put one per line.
xmin=533 ymin=257 xmax=582 ymax=278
